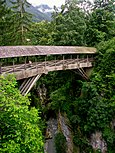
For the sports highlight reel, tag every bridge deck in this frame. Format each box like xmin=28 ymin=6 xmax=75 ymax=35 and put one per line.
xmin=1 ymin=58 xmax=93 ymax=80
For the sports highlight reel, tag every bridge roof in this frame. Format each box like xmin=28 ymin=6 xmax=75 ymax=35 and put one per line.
xmin=0 ymin=46 xmax=96 ymax=58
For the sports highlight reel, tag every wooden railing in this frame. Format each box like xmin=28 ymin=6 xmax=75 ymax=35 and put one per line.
xmin=0 ymin=58 xmax=94 ymax=80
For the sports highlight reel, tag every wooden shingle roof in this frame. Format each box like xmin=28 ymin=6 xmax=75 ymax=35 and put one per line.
xmin=0 ymin=46 xmax=96 ymax=58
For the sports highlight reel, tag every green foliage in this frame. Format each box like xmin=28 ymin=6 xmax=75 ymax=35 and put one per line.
xmin=85 ymin=1 xmax=115 ymax=46
xmin=47 ymin=71 xmax=82 ymax=115
xmin=0 ymin=0 xmax=32 ymax=46
xmin=0 ymin=0 xmax=114 ymax=47
xmin=0 ymin=75 xmax=44 ymax=153
xmin=50 ymin=86 xmax=69 ymax=113
xmin=94 ymin=0 xmax=115 ymax=11
xmin=52 ymin=3 xmax=86 ymax=46
xmin=0 ymin=0 xmax=115 ymax=152
xmin=41 ymin=38 xmax=115 ymax=152
xmin=0 ymin=0 xmax=13 ymax=46
xmin=73 ymin=134 xmax=93 ymax=153
xmin=29 ymin=21 xmax=53 ymax=45
xmin=9 ymin=0 xmax=32 ymax=45
xmin=55 ymin=132 xmax=67 ymax=153
xmin=73 ymin=38 xmax=115 ymax=151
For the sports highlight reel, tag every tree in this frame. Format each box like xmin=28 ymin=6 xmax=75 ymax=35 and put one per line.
xmin=0 ymin=0 xmax=13 ymax=46
xmin=85 ymin=0 xmax=115 ymax=46
xmin=55 ymin=132 xmax=67 ymax=153
xmin=51 ymin=2 xmax=86 ymax=46
xmin=73 ymin=38 xmax=115 ymax=151
xmin=0 ymin=75 xmax=44 ymax=152
xmin=9 ymin=0 xmax=32 ymax=45
xmin=93 ymin=0 xmax=115 ymax=11
xmin=29 ymin=21 xmax=53 ymax=45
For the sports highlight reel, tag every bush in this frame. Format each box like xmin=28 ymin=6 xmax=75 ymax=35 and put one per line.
xmin=55 ymin=132 xmax=67 ymax=153
xmin=0 ymin=75 xmax=44 ymax=153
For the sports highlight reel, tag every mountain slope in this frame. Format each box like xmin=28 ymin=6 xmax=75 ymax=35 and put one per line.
xmin=6 ymin=0 xmax=51 ymax=22
xmin=27 ymin=4 xmax=51 ymax=21
xmin=35 ymin=4 xmax=53 ymax=20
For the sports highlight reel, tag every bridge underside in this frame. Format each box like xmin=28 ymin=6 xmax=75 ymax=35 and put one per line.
xmin=20 ymin=59 xmax=93 ymax=95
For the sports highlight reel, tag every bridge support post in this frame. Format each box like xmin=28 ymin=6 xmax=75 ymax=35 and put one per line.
xmin=71 ymin=55 xmax=72 ymax=59
xmin=77 ymin=55 xmax=79 ymax=67
xmin=45 ymin=56 xmax=46 ymax=67
xmin=35 ymin=57 xmax=37 ymax=69
xmin=24 ymin=57 xmax=27 ymax=70
xmin=63 ymin=55 xmax=64 ymax=66
xmin=43 ymin=56 xmax=47 ymax=73
xmin=24 ymin=74 xmax=41 ymax=96
xmin=20 ymin=74 xmax=42 ymax=96
xmin=13 ymin=58 xmax=15 ymax=72
xmin=87 ymin=55 xmax=89 ymax=66
xmin=55 ymin=56 xmax=56 ymax=70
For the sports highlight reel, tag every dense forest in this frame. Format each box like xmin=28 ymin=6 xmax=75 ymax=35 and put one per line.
xmin=0 ymin=0 xmax=115 ymax=153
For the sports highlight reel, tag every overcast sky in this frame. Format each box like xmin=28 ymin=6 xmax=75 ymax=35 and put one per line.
xmin=28 ymin=0 xmax=65 ymax=7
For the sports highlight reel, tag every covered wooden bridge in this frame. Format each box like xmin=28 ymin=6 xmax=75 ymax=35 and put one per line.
xmin=0 ymin=46 xmax=96 ymax=95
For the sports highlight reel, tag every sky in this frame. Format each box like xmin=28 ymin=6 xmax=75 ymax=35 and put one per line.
xmin=28 ymin=0 xmax=65 ymax=7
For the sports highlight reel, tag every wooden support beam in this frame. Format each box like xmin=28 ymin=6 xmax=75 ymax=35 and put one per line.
xmin=77 ymin=55 xmax=79 ymax=67
xmin=35 ymin=56 xmax=37 ymax=69
xmin=87 ymin=55 xmax=89 ymax=66
xmin=55 ymin=56 xmax=56 ymax=69
xmin=13 ymin=58 xmax=15 ymax=72
xmin=63 ymin=55 xmax=64 ymax=66
xmin=71 ymin=55 xmax=72 ymax=59
xmin=22 ymin=77 xmax=35 ymax=95
xmin=24 ymin=74 xmax=41 ymax=96
xmin=45 ymin=56 xmax=46 ymax=67
xmin=19 ymin=78 xmax=28 ymax=91
xmin=24 ymin=57 xmax=26 ymax=70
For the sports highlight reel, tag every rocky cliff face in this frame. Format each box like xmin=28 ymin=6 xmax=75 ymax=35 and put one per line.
xmin=37 ymin=84 xmax=47 ymax=105
xmin=58 ymin=112 xmax=73 ymax=153
xmin=90 ymin=131 xmax=107 ymax=153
